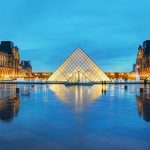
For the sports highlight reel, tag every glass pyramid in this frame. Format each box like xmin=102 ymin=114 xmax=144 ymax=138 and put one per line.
xmin=48 ymin=48 xmax=110 ymax=83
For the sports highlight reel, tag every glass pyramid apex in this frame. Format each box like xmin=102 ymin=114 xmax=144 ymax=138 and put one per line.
xmin=48 ymin=48 xmax=110 ymax=83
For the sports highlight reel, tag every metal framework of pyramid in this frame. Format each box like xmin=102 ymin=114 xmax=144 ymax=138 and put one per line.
xmin=48 ymin=48 xmax=110 ymax=83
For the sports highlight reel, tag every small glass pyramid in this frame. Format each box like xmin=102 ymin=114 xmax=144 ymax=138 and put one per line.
xmin=48 ymin=48 xmax=110 ymax=83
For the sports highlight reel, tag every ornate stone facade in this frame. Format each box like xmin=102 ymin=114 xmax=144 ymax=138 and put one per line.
xmin=136 ymin=40 xmax=150 ymax=80
xmin=20 ymin=60 xmax=32 ymax=73
xmin=0 ymin=41 xmax=20 ymax=80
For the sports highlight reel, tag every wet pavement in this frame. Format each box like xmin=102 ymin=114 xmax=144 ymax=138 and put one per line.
xmin=0 ymin=84 xmax=150 ymax=150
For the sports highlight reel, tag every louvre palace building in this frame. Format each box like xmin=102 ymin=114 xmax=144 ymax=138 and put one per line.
xmin=0 ymin=41 xmax=20 ymax=80
xmin=136 ymin=40 xmax=150 ymax=80
xmin=0 ymin=41 xmax=33 ymax=80
xmin=0 ymin=40 xmax=150 ymax=81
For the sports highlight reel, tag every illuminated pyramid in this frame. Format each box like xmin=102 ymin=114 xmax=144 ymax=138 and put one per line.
xmin=48 ymin=48 xmax=110 ymax=83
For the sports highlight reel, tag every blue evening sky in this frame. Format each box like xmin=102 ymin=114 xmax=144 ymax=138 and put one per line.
xmin=0 ymin=0 xmax=150 ymax=72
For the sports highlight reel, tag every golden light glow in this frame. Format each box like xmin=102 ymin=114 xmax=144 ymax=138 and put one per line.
xmin=48 ymin=48 xmax=110 ymax=83
xmin=49 ymin=84 xmax=108 ymax=102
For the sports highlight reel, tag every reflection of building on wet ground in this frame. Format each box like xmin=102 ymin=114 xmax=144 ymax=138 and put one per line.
xmin=49 ymin=84 xmax=107 ymax=112
xmin=0 ymin=84 xmax=20 ymax=122
xmin=0 ymin=96 xmax=20 ymax=122
xmin=0 ymin=85 xmax=17 ymax=100
xmin=136 ymin=85 xmax=150 ymax=121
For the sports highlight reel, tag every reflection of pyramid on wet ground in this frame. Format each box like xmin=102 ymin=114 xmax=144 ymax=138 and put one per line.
xmin=49 ymin=84 xmax=106 ymax=101
xmin=48 ymin=48 xmax=110 ymax=83
xmin=49 ymin=84 xmax=107 ymax=112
